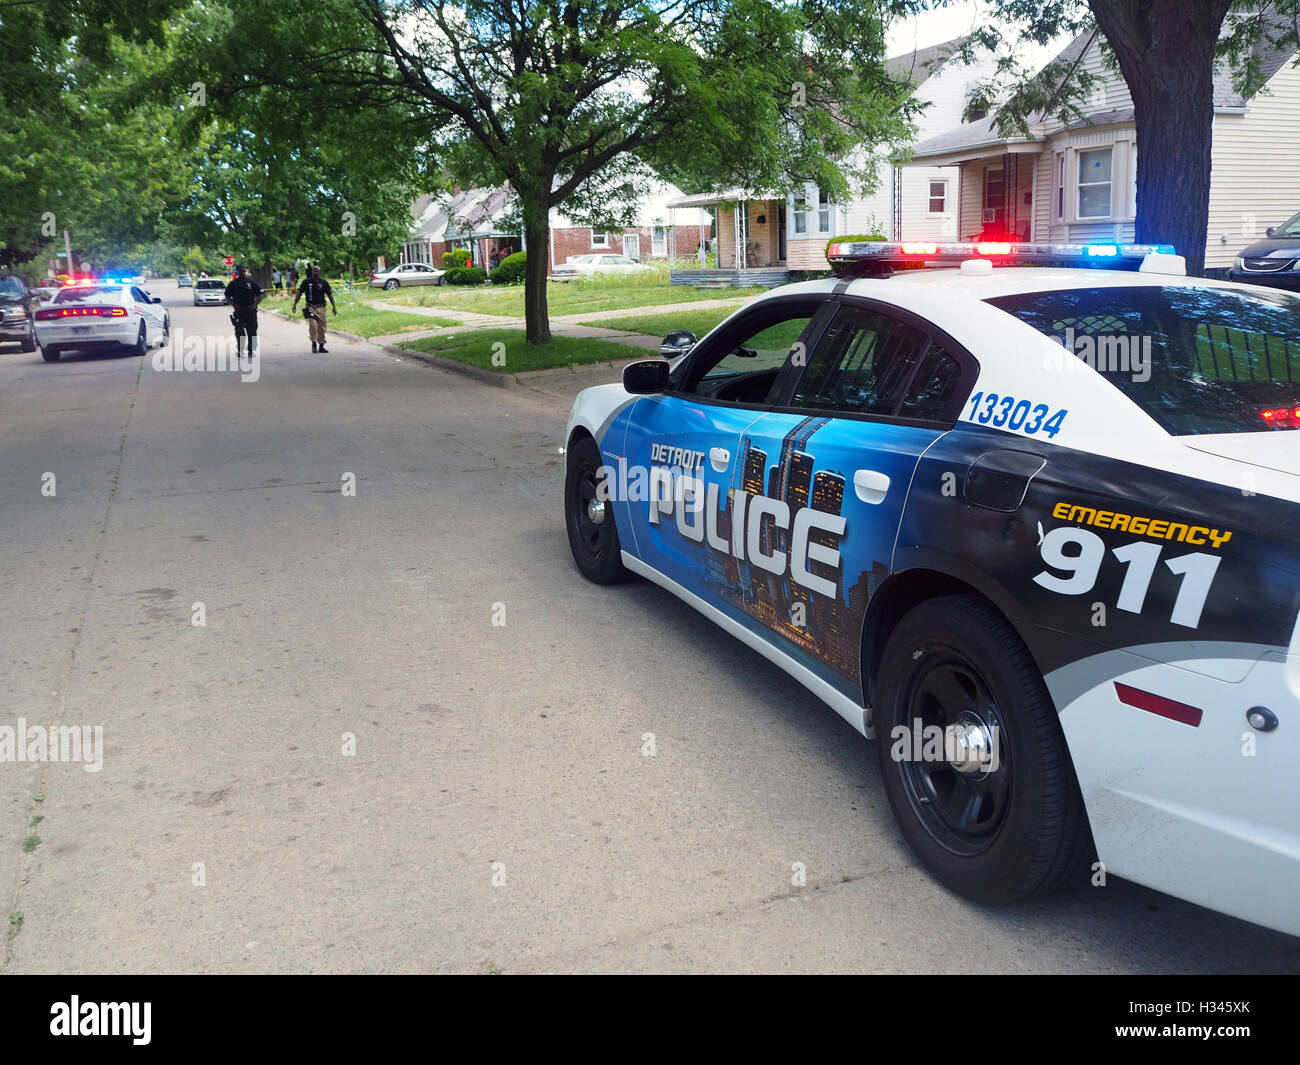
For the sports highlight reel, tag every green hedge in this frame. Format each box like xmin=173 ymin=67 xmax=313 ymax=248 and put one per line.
xmin=443 ymin=266 xmax=488 ymax=285
xmin=490 ymin=251 xmax=526 ymax=285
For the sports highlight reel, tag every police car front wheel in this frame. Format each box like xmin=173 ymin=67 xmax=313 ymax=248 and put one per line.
xmin=873 ymin=593 xmax=1093 ymax=904
xmin=565 ymin=436 xmax=628 ymax=584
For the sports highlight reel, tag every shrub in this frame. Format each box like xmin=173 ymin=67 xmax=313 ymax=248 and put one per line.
xmin=452 ymin=247 xmax=472 ymax=268
xmin=443 ymin=266 xmax=487 ymax=285
xmin=442 ymin=252 xmax=454 ymax=268
xmin=490 ymin=251 xmax=527 ymax=285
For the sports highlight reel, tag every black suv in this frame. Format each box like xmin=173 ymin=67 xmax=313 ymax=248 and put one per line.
xmin=0 ymin=273 xmax=37 ymax=352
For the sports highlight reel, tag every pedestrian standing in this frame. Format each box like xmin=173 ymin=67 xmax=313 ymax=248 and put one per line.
xmin=224 ymin=265 xmax=263 ymax=361
xmin=272 ymin=266 xmax=281 ymax=292
xmin=291 ymin=265 xmax=338 ymax=353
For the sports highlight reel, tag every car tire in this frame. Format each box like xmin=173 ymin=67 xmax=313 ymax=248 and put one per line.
xmin=161 ymin=315 xmax=170 ymax=346
xmin=564 ymin=435 xmax=630 ymax=584
xmin=384 ymin=279 xmax=399 ymax=290
xmin=41 ymin=345 xmax=60 ymax=362
xmin=131 ymin=323 xmax=147 ymax=357
xmin=873 ymin=593 xmax=1093 ymax=904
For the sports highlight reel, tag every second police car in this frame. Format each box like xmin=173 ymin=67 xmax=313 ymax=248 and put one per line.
xmin=34 ymin=281 xmax=170 ymax=362
xmin=563 ymin=240 xmax=1300 ymax=938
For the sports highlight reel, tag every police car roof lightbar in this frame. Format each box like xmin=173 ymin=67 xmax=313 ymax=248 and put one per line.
xmin=826 ymin=240 xmax=1178 ymax=277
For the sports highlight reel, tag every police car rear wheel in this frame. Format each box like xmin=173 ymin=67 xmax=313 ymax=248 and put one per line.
xmin=131 ymin=323 xmax=147 ymax=357
xmin=41 ymin=345 xmax=60 ymax=362
xmin=874 ymin=593 xmax=1093 ymax=903
xmin=565 ymin=436 xmax=628 ymax=584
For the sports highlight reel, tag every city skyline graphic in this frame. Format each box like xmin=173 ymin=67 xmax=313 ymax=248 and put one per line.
xmin=692 ymin=416 xmax=887 ymax=686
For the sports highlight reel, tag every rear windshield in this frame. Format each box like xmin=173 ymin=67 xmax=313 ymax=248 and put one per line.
xmin=986 ymin=285 xmax=1300 ymax=435
xmin=196 ymin=280 xmax=225 ymax=289
xmin=54 ymin=286 xmax=125 ymax=303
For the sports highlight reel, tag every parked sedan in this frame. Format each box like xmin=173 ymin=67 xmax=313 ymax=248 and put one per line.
xmin=548 ymin=253 xmax=653 ymax=282
xmin=1228 ymin=209 xmax=1300 ymax=291
xmin=369 ymin=263 xmax=445 ymax=290
xmin=34 ymin=283 xmax=170 ymax=362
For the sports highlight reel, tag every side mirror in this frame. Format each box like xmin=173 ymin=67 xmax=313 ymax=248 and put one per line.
xmin=151 ymin=296 xmax=162 ymax=304
xmin=623 ymin=359 xmax=671 ymax=394
xmin=659 ymin=330 xmax=697 ymax=358
xmin=1266 ymin=226 xmax=1276 ymax=237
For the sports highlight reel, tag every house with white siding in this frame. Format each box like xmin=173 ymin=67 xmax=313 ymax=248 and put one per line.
xmin=902 ymin=30 xmax=1300 ymax=271
xmin=663 ymin=36 xmax=995 ymax=285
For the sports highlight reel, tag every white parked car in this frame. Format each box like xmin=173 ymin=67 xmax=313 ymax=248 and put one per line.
xmin=369 ymin=263 xmax=446 ymax=289
xmin=34 ymin=283 xmax=170 ymax=363
xmin=548 ymin=253 xmax=653 ymax=281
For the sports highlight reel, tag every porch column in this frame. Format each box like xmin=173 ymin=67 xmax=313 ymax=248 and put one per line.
xmin=668 ymin=206 xmax=676 ymax=269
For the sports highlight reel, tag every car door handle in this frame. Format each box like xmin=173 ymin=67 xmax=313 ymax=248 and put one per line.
xmin=854 ymin=469 xmax=891 ymax=505
xmin=709 ymin=447 xmax=730 ymax=472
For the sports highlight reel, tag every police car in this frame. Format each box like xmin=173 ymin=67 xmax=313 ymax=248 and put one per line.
xmin=34 ymin=282 xmax=170 ymax=362
xmin=563 ymin=241 xmax=1300 ymax=938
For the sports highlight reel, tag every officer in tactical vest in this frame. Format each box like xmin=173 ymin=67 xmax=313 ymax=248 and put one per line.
xmin=291 ymin=266 xmax=339 ymax=353
xmin=224 ymin=266 xmax=263 ymax=360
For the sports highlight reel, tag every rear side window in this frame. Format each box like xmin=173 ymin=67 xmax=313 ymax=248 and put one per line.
xmin=986 ymin=285 xmax=1300 ymax=435
xmin=792 ymin=306 xmax=961 ymax=419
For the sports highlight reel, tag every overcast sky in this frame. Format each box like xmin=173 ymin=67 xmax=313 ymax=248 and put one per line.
xmin=886 ymin=0 xmax=1069 ymax=70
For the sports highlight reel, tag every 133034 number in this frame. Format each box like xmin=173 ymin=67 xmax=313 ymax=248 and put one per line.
xmin=966 ymin=391 xmax=1067 ymax=438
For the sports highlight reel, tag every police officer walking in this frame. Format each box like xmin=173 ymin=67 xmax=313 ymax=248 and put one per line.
xmin=224 ymin=265 xmax=263 ymax=361
xmin=291 ymin=266 xmax=339 ymax=353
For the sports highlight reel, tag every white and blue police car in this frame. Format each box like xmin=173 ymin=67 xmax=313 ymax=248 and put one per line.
xmin=563 ymin=241 xmax=1300 ymax=938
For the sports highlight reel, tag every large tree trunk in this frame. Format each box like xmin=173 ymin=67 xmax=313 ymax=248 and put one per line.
xmin=1088 ymin=0 xmax=1234 ymax=276
xmin=522 ymin=196 xmax=552 ymax=345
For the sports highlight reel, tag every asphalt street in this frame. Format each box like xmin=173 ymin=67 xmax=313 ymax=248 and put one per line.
xmin=1 ymin=281 xmax=1297 ymax=973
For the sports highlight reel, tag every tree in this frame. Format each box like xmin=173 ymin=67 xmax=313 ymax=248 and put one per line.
xmin=941 ymin=0 xmax=1300 ymax=275
xmin=182 ymin=0 xmax=920 ymax=343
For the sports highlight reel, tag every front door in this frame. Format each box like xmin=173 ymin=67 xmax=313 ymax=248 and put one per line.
xmin=777 ymin=204 xmax=787 ymax=263
xmin=624 ymin=234 xmax=639 ymax=261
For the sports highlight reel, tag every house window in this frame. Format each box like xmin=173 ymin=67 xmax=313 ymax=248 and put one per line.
xmin=928 ymin=179 xmax=948 ymax=215
xmin=984 ymin=167 xmax=1005 ymax=212
xmin=1077 ymin=147 xmax=1113 ymax=219
xmin=817 ymin=188 xmax=832 ymax=235
xmin=793 ymin=191 xmax=808 ymax=235
xmin=591 ymin=231 xmax=609 ymax=247
xmin=652 ymin=226 xmax=667 ymax=255
xmin=1055 ymin=153 xmax=1065 ymax=220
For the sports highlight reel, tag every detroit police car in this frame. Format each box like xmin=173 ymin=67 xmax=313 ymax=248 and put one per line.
xmin=563 ymin=241 xmax=1300 ymax=938
xmin=34 ymin=281 xmax=170 ymax=362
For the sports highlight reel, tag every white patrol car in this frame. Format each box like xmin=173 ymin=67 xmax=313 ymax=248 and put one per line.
xmin=563 ymin=241 xmax=1300 ymax=938
xmin=34 ymin=282 xmax=170 ymax=363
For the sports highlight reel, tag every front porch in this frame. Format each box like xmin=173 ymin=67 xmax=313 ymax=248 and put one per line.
xmin=665 ymin=189 xmax=790 ymax=287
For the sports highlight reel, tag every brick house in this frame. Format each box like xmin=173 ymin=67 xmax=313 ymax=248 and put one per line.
xmin=400 ymin=181 xmax=709 ymax=275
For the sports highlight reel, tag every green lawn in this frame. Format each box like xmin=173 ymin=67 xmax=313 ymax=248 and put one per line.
xmin=370 ymin=277 xmax=764 ymax=318
xmin=397 ymin=329 xmax=641 ymax=373
xmin=266 ymin=290 xmax=458 ymax=337
xmin=601 ymin=307 xmax=739 ymax=339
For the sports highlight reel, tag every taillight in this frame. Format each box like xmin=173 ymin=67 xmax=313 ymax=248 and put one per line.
xmin=1259 ymin=407 xmax=1300 ymax=428
xmin=35 ymin=306 xmax=127 ymax=320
